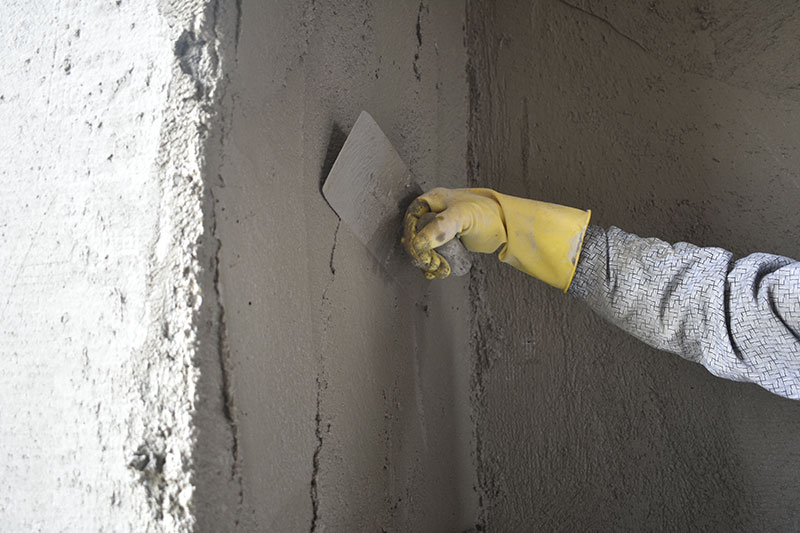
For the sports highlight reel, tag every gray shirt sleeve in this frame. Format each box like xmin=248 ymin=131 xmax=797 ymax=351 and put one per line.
xmin=567 ymin=225 xmax=800 ymax=400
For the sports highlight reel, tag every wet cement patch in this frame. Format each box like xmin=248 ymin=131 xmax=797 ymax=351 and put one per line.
xmin=195 ymin=1 xmax=477 ymax=531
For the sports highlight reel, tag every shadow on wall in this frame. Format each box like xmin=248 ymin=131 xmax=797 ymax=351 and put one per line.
xmin=319 ymin=124 xmax=348 ymax=197
xmin=467 ymin=0 xmax=800 ymax=530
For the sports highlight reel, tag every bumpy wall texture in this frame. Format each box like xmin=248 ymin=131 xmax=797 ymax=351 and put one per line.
xmin=3 ymin=0 xmax=800 ymax=531
xmin=0 ymin=0 xmax=238 ymax=530
xmin=467 ymin=1 xmax=800 ymax=530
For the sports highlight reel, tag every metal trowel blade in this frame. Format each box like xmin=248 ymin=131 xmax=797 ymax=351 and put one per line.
xmin=322 ymin=111 xmax=421 ymax=276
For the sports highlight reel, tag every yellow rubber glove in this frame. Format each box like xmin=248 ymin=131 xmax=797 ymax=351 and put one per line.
xmin=402 ymin=188 xmax=591 ymax=291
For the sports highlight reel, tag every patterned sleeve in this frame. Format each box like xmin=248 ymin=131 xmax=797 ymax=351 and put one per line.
xmin=567 ymin=225 xmax=800 ymax=400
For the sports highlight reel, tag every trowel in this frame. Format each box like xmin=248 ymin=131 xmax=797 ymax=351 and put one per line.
xmin=322 ymin=111 xmax=471 ymax=278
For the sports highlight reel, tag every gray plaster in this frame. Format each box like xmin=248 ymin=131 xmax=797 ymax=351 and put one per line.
xmin=467 ymin=1 xmax=800 ymax=530
xmin=195 ymin=1 xmax=477 ymax=531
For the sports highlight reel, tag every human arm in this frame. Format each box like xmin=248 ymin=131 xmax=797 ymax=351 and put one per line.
xmin=403 ymin=188 xmax=800 ymax=400
xmin=568 ymin=225 xmax=800 ymax=399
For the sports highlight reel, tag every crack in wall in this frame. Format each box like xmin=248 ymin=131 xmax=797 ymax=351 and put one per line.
xmin=556 ymin=0 xmax=648 ymax=53
xmin=327 ymin=219 xmax=340 ymax=277
xmin=416 ymin=1 xmax=424 ymax=47
xmin=214 ymin=258 xmax=242 ymax=488
xmin=207 ymin=178 xmax=237 ymax=480
xmin=413 ymin=0 xmax=428 ymax=81
xmin=310 ymin=219 xmax=340 ymax=532
xmin=309 ymin=373 xmax=325 ymax=533
xmin=234 ymin=0 xmax=243 ymax=52
xmin=207 ymin=158 xmax=245 ymax=515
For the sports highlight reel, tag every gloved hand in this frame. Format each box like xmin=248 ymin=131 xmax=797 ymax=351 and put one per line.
xmin=402 ymin=187 xmax=591 ymax=291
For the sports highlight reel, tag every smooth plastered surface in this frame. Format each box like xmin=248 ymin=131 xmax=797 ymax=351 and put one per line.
xmin=467 ymin=1 xmax=800 ymax=530
xmin=196 ymin=1 xmax=477 ymax=531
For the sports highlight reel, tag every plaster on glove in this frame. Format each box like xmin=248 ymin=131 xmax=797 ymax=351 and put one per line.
xmin=402 ymin=187 xmax=591 ymax=291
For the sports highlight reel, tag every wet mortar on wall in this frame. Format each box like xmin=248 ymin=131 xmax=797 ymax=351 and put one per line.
xmin=195 ymin=1 xmax=477 ymax=531
xmin=5 ymin=0 xmax=800 ymax=530
xmin=467 ymin=1 xmax=800 ymax=530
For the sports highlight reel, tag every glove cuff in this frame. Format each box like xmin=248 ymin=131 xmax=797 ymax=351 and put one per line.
xmin=490 ymin=192 xmax=591 ymax=291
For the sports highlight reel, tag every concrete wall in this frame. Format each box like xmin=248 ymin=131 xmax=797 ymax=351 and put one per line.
xmin=195 ymin=0 xmax=478 ymax=531
xmin=1 ymin=0 xmax=477 ymax=529
xmin=0 ymin=0 xmax=236 ymax=530
xmin=7 ymin=0 xmax=799 ymax=530
xmin=467 ymin=1 xmax=800 ymax=530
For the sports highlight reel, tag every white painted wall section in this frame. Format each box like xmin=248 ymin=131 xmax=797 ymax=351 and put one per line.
xmin=0 ymin=0 xmax=231 ymax=529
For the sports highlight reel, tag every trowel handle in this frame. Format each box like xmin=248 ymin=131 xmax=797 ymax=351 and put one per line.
xmin=417 ymin=213 xmax=472 ymax=277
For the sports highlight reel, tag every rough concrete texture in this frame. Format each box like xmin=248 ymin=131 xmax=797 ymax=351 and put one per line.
xmin=7 ymin=0 xmax=799 ymax=530
xmin=196 ymin=0 xmax=477 ymax=531
xmin=467 ymin=1 xmax=800 ymax=530
xmin=0 ymin=0 xmax=234 ymax=530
